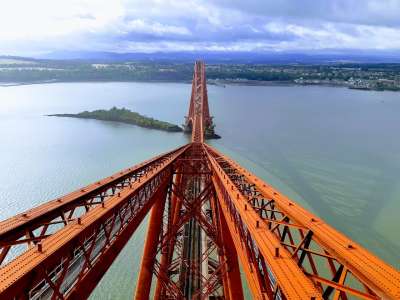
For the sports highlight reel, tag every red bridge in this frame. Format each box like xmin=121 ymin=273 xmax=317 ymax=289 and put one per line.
xmin=0 ymin=61 xmax=399 ymax=299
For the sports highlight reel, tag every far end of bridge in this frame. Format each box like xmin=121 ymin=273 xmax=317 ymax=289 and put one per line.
xmin=183 ymin=60 xmax=220 ymax=142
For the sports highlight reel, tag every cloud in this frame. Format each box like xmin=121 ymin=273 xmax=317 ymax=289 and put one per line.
xmin=124 ymin=19 xmax=191 ymax=36
xmin=0 ymin=0 xmax=400 ymax=55
xmin=211 ymin=0 xmax=400 ymax=27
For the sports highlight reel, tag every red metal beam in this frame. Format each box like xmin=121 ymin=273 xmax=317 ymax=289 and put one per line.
xmin=207 ymin=146 xmax=321 ymax=299
xmin=0 ymin=145 xmax=188 ymax=299
xmin=206 ymin=144 xmax=400 ymax=299
xmin=152 ymin=144 xmax=226 ymax=299
xmin=210 ymin=191 xmax=244 ymax=300
xmin=185 ymin=61 xmax=215 ymax=143
xmin=213 ymin=178 xmax=274 ymax=300
xmin=134 ymin=187 xmax=167 ymax=300
xmin=0 ymin=145 xmax=187 ymax=266
xmin=154 ymin=169 xmax=183 ymax=300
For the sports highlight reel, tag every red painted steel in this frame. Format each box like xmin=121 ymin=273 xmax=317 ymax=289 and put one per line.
xmin=150 ymin=144 xmax=229 ymax=299
xmin=210 ymin=190 xmax=244 ymax=300
xmin=0 ymin=146 xmax=186 ymax=266
xmin=0 ymin=145 xmax=188 ymax=299
xmin=208 ymin=146 xmax=321 ymax=299
xmin=135 ymin=190 xmax=167 ymax=300
xmin=0 ymin=60 xmax=399 ymax=300
xmin=153 ymin=169 xmax=183 ymax=300
xmin=185 ymin=61 xmax=215 ymax=143
xmin=206 ymin=144 xmax=400 ymax=299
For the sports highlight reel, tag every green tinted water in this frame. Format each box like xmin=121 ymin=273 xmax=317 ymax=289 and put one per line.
xmin=0 ymin=82 xmax=398 ymax=299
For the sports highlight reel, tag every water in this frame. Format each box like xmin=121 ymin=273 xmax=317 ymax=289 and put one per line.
xmin=0 ymin=82 xmax=399 ymax=298
xmin=209 ymin=85 xmax=400 ymax=267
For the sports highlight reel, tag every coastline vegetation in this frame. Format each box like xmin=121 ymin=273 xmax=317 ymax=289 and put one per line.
xmin=1 ymin=56 xmax=400 ymax=91
xmin=48 ymin=107 xmax=183 ymax=132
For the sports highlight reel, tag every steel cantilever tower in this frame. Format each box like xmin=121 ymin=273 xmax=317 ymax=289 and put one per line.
xmin=0 ymin=61 xmax=399 ymax=300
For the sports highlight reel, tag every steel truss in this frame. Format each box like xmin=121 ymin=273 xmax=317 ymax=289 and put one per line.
xmin=0 ymin=61 xmax=399 ymax=300
xmin=136 ymin=144 xmax=243 ymax=300
xmin=185 ymin=61 xmax=214 ymax=143
xmin=206 ymin=144 xmax=400 ymax=299
xmin=0 ymin=146 xmax=187 ymax=267
xmin=0 ymin=146 xmax=188 ymax=299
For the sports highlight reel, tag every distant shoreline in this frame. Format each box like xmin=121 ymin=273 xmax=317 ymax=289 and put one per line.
xmin=0 ymin=80 xmax=59 ymax=87
xmin=1 ymin=79 xmax=399 ymax=92
xmin=1 ymin=57 xmax=399 ymax=91
xmin=208 ymin=79 xmax=400 ymax=91
xmin=0 ymin=79 xmax=192 ymax=87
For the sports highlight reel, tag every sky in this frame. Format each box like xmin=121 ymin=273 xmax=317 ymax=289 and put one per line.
xmin=1 ymin=0 xmax=400 ymax=56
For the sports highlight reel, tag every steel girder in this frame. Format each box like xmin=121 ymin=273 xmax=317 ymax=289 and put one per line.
xmin=134 ymin=184 xmax=168 ymax=300
xmin=206 ymin=144 xmax=400 ymax=300
xmin=207 ymin=147 xmax=320 ymax=300
xmin=0 ymin=146 xmax=188 ymax=267
xmin=185 ymin=61 xmax=213 ymax=143
xmin=210 ymin=185 xmax=244 ymax=300
xmin=138 ymin=144 xmax=243 ymax=300
xmin=0 ymin=145 xmax=188 ymax=299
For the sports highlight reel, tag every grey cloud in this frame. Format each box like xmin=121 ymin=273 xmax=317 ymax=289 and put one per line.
xmin=2 ymin=0 xmax=400 ymax=55
xmin=209 ymin=0 xmax=400 ymax=27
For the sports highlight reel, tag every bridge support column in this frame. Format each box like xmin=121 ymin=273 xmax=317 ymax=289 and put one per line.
xmin=134 ymin=191 xmax=166 ymax=300
xmin=212 ymin=194 xmax=244 ymax=300
xmin=154 ymin=173 xmax=183 ymax=300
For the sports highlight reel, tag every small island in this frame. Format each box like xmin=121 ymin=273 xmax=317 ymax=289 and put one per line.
xmin=48 ymin=107 xmax=183 ymax=132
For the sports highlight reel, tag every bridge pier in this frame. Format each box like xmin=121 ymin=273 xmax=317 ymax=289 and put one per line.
xmin=134 ymin=190 xmax=166 ymax=300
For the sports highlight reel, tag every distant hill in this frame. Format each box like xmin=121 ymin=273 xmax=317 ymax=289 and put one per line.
xmin=0 ymin=56 xmax=41 ymax=64
xmin=29 ymin=50 xmax=400 ymax=64
xmin=2 ymin=49 xmax=400 ymax=65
